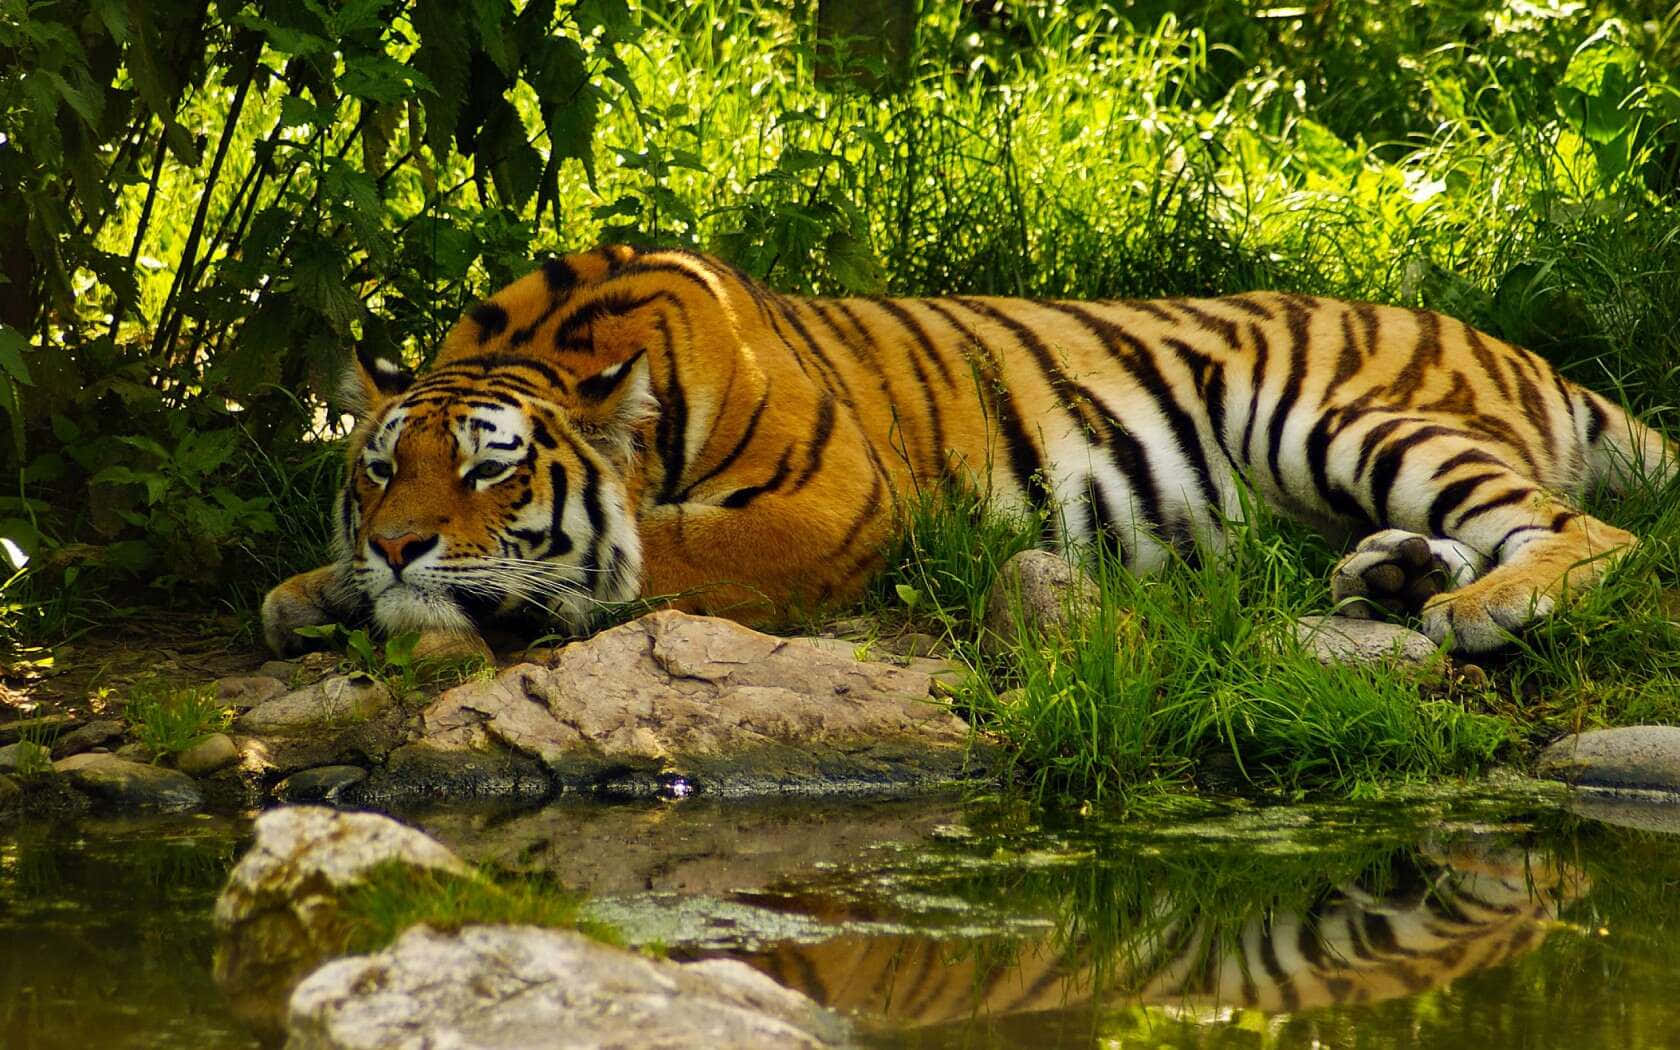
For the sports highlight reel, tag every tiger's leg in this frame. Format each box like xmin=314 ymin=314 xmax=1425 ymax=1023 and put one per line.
xmin=1332 ymin=529 xmax=1485 ymax=619
xmin=1417 ymin=507 xmax=1634 ymax=651
xmin=1325 ymin=428 xmax=1635 ymax=651
xmin=261 ymin=564 xmax=351 ymax=656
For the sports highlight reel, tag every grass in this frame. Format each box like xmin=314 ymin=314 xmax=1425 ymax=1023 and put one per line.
xmin=338 ymin=860 xmax=622 ymax=956
xmin=872 ymin=472 xmax=1679 ymax=803
xmin=122 ymin=679 xmax=232 ymax=760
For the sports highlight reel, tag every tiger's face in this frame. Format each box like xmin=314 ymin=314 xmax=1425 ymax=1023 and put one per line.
xmin=337 ymin=364 xmax=647 ymax=642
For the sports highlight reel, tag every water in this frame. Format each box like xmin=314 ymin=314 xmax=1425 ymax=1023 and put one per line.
xmin=3 ymin=789 xmax=1679 ymax=1049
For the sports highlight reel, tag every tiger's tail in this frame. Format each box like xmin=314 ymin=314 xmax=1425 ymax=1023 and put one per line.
xmin=1583 ymin=390 xmax=1677 ymax=496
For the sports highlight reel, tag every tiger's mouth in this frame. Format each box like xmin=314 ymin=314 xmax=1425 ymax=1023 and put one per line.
xmin=369 ymin=582 xmax=478 ymax=639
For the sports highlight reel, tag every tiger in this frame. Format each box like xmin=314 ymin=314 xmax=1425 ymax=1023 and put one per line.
xmin=261 ymin=243 xmax=1673 ymax=657
xmin=740 ymin=839 xmax=1582 ymax=1030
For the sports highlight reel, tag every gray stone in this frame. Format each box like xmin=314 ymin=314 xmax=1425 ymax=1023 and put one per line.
xmin=51 ymin=719 xmax=127 ymax=758
xmin=353 ymin=743 xmax=551 ymax=808
xmin=231 ymin=675 xmax=407 ymax=778
xmin=213 ymin=807 xmax=474 ymax=1042
xmin=420 ymin=610 xmax=992 ymax=797
xmin=285 ymin=924 xmax=850 ymax=1050
xmin=0 ymin=713 xmax=79 ymax=745
xmin=983 ymin=549 xmax=1100 ymax=649
xmin=236 ymin=675 xmax=392 ymax=734
xmin=274 ymin=765 xmax=369 ymax=804
xmin=258 ymin=660 xmax=301 ymax=681
xmin=1292 ymin=615 xmax=1444 ymax=670
xmin=215 ymin=675 xmax=290 ymax=712
xmin=176 ymin=732 xmax=239 ymax=776
xmin=114 ymin=742 xmax=154 ymax=762
xmin=53 ymin=753 xmax=203 ymax=811
xmin=0 ymin=740 xmax=51 ymax=774
xmin=1538 ymin=726 xmax=1680 ymax=794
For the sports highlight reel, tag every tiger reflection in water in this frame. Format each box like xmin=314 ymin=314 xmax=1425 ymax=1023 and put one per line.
xmin=740 ymin=839 xmax=1583 ymax=1028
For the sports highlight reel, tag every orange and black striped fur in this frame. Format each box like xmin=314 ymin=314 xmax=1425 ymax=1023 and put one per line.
xmin=262 ymin=244 xmax=1671 ymax=656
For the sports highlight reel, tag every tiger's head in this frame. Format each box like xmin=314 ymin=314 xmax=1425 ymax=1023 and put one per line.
xmin=334 ymin=260 xmax=666 ymax=644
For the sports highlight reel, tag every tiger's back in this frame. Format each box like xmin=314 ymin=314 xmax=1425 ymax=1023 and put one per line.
xmin=261 ymin=244 xmax=1671 ymax=656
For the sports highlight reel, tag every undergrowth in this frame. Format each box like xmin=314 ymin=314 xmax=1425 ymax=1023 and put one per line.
xmin=874 ymin=469 xmax=1680 ymax=803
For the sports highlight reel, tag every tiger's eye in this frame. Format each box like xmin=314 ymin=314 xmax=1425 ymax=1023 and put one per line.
xmin=367 ymin=460 xmax=393 ymax=482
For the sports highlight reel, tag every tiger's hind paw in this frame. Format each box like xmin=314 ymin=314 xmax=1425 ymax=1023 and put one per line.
xmin=1331 ymin=530 xmax=1483 ymax=620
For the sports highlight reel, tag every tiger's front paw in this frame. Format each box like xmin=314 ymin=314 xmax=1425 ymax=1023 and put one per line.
xmin=261 ymin=566 xmax=346 ymax=656
xmin=1331 ymin=530 xmax=1481 ymax=619
xmin=1418 ymin=579 xmax=1555 ymax=653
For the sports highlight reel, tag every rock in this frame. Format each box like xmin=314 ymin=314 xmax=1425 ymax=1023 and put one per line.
xmin=232 ymin=675 xmax=407 ymax=777
xmin=213 ymin=807 xmax=474 ymax=1042
xmin=50 ymin=719 xmax=128 ymax=758
xmin=1292 ymin=615 xmax=1443 ymax=670
xmin=176 ymin=733 xmax=240 ymax=776
xmin=1537 ymin=726 xmax=1680 ymax=794
xmin=259 ymin=660 xmax=301 ymax=681
xmin=0 ymin=740 xmax=51 ymax=774
xmin=53 ymin=753 xmax=203 ymax=811
xmin=274 ymin=765 xmax=369 ymax=804
xmin=420 ymin=610 xmax=993 ymax=797
xmin=983 ymin=549 xmax=1100 ymax=649
xmin=0 ymin=713 xmax=80 ymax=746
xmin=236 ymin=675 xmax=393 ymax=734
xmin=115 ymin=742 xmax=155 ymax=762
xmin=215 ymin=675 xmax=290 ymax=712
xmin=352 ymin=742 xmax=551 ymax=808
xmin=285 ymin=924 xmax=850 ymax=1050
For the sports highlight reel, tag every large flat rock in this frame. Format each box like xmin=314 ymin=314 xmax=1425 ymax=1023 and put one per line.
xmin=52 ymin=753 xmax=203 ymax=812
xmin=420 ymin=611 xmax=993 ymax=797
xmin=285 ymin=924 xmax=850 ymax=1050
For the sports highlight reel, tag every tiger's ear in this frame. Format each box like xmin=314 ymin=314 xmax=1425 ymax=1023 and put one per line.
xmin=342 ymin=344 xmax=415 ymax=416
xmin=573 ymin=350 xmax=658 ymax=466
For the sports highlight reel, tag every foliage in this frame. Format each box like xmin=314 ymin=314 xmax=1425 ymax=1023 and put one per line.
xmin=122 ymin=678 xmax=232 ymax=758
xmin=293 ymin=622 xmax=489 ymax=692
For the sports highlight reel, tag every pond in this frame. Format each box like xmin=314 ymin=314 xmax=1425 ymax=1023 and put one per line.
xmin=4 ymin=788 xmax=1679 ymax=1049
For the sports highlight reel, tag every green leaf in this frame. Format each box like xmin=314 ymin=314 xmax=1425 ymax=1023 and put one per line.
xmin=482 ymin=101 xmax=543 ymax=210
xmin=340 ymin=54 xmax=436 ymax=104
xmin=412 ymin=0 xmax=471 ymax=157
xmin=0 ymin=326 xmax=34 ymax=386
xmin=293 ymin=253 xmax=365 ymax=332
xmin=825 ymin=229 xmax=886 ymax=295
xmin=894 ymin=583 xmax=921 ymax=609
xmin=1555 ymin=19 xmax=1642 ymax=146
xmin=234 ymin=12 xmax=332 ymax=56
xmin=280 ymin=94 xmax=321 ymax=129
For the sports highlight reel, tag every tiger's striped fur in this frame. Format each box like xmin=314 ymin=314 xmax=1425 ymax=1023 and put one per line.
xmin=261 ymin=244 xmax=1671 ymax=655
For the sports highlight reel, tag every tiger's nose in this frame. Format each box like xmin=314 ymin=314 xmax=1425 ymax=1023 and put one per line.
xmin=370 ymin=532 xmax=439 ymax=574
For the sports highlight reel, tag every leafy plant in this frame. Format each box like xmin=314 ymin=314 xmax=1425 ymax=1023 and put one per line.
xmin=294 ymin=623 xmax=488 ymax=694
xmin=123 ymin=679 xmax=232 ymax=759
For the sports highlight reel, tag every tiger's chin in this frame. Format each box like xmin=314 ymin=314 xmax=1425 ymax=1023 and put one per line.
xmin=371 ymin=586 xmax=490 ymax=660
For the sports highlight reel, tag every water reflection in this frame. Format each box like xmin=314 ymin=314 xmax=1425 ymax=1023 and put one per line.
xmin=703 ymin=798 xmax=1680 ymax=1049
xmin=0 ymin=816 xmax=254 ymax=1050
